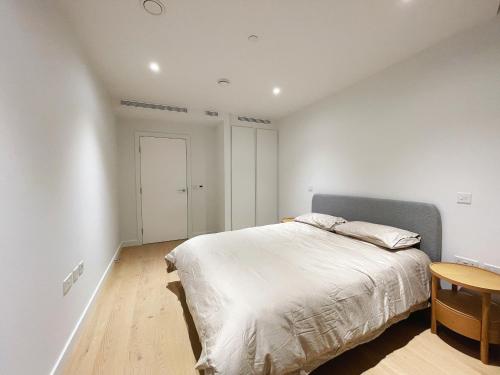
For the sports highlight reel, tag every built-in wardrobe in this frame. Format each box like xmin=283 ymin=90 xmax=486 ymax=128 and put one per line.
xmin=231 ymin=126 xmax=278 ymax=230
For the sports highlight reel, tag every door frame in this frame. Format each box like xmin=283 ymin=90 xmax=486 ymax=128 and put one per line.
xmin=135 ymin=131 xmax=193 ymax=245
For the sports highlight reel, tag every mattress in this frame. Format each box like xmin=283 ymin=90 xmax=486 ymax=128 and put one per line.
xmin=165 ymin=222 xmax=431 ymax=374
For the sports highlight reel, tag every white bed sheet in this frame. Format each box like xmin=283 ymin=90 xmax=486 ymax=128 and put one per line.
xmin=166 ymin=222 xmax=431 ymax=374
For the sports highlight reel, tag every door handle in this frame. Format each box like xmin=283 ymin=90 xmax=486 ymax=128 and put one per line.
xmin=177 ymin=188 xmax=187 ymax=193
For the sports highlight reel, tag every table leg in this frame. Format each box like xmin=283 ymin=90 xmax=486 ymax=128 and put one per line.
xmin=480 ymin=293 xmax=491 ymax=364
xmin=431 ymin=275 xmax=439 ymax=334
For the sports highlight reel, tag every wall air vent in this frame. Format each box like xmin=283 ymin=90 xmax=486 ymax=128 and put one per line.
xmin=237 ymin=116 xmax=271 ymax=125
xmin=205 ymin=111 xmax=219 ymax=117
xmin=120 ymin=100 xmax=188 ymax=113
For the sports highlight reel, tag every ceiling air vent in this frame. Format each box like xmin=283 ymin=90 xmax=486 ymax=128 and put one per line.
xmin=205 ymin=111 xmax=219 ymax=117
xmin=121 ymin=100 xmax=187 ymax=113
xmin=237 ymin=116 xmax=271 ymax=125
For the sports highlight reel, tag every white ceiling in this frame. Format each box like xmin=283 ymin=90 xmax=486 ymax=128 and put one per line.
xmin=58 ymin=0 xmax=499 ymax=120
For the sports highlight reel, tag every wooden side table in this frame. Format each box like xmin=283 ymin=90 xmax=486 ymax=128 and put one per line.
xmin=281 ymin=217 xmax=295 ymax=223
xmin=430 ymin=262 xmax=500 ymax=364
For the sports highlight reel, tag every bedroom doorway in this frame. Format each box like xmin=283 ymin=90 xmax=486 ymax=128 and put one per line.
xmin=138 ymin=135 xmax=189 ymax=244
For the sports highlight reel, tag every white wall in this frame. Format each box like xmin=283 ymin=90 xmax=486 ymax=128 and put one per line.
xmin=117 ymin=116 xmax=221 ymax=242
xmin=0 ymin=1 xmax=119 ymax=374
xmin=278 ymin=19 xmax=500 ymax=267
xmin=215 ymin=121 xmax=227 ymax=231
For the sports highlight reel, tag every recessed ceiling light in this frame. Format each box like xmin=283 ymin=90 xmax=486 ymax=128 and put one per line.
xmin=143 ymin=0 xmax=164 ymax=15
xmin=273 ymin=87 xmax=281 ymax=96
xmin=217 ymin=78 xmax=231 ymax=86
xmin=248 ymin=35 xmax=259 ymax=42
xmin=149 ymin=62 xmax=160 ymax=73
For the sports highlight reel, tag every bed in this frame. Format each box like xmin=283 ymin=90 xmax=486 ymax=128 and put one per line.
xmin=165 ymin=194 xmax=442 ymax=374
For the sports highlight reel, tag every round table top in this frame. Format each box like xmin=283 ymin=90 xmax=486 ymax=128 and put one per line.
xmin=430 ymin=262 xmax=500 ymax=293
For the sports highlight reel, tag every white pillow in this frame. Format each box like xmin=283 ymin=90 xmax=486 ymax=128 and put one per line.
xmin=294 ymin=213 xmax=347 ymax=231
xmin=334 ymin=221 xmax=420 ymax=250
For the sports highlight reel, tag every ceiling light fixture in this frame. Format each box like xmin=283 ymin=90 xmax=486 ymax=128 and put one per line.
xmin=248 ymin=34 xmax=259 ymax=42
xmin=273 ymin=87 xmax=281 ymax=96
xmin=149 ymin=62 xmax=160 ymax=73
xmin=143 ymin=0 xmax=164 ymax=15
xmin=217 ymin=78 xmax=231 ymax=86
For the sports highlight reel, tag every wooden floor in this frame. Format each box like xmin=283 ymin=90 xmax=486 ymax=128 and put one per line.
xmin=64 ymin=241 xmax=500 ymax=375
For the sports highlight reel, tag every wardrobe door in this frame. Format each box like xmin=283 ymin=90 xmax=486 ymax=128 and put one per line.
xmin=231 ymin=126 xmax=256 ymax=230
xmin=256 ymin=129 xmax=278 ymax=226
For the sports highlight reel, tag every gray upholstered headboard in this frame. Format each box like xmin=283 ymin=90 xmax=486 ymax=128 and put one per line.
xmin=312 ymin=194 xmax=442 ymax=262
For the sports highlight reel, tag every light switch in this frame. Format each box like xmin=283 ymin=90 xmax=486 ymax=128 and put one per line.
xmin=72 ymin=266 xmax=79 ymax=283
xmin=78 ymin=261 xmax=84 ymax=276
xmin=63 ymin=273 xmax=73 ymax=296
xmin=457 ymin=192 xmax=472 ymax=205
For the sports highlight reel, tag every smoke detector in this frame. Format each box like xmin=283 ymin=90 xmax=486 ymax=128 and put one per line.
xmin=143 ymin=0 xmax=164 ymax=15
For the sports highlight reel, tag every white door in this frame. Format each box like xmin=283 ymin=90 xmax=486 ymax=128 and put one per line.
xmin=231 ymin=126 xmax=256 ymax=230
xmin=256 ymin=129 xmax=278 ymax=226
xmin=140 ymin=136 xmax=188 ymax=244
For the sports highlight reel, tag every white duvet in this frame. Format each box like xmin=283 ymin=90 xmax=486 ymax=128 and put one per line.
xmin=166 ymin=222 xmax=431 ymax=375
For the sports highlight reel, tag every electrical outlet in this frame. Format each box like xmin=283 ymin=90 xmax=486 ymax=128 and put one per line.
xmin=455 ymin=255 xmax=479 ymax=267
xmin=457 ymin=192 xmax=472 ymax=205
xmin=78 ymin=261 xmax=84 ymax=276
xmin=307 ymin=186 xmax=314 ymax=193
xmin=484 ymin=263 xmax=500 ymax=274
xmin=63 ymin=273 xmax=73 ymax=296
xmin=72 ymin=266 xmax=79 ymax=283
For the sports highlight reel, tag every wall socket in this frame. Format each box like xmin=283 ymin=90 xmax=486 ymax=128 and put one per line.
xmin=63 ymin=273 xmax=73 ymax=296
xmin=455 ymin=255 xmax=479 ymax=267
xmin=72 ymin=266 xmax=79 ymax=283
xmin=455 ymin=255 xmax=500 ymax=274
xmin=457 ymin=192 xmax=472 ymax=205
xmin=62 ymin=261 xmax=84 ymax=296
xmin=484 ymin=263 xmax=500 ymax=274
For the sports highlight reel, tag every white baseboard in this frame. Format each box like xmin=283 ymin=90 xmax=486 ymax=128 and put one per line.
xmin=122 ymin=233 xmax=214 ymax=246
xmin=50 ymin=242 xmax=124 ymax=375
xmin=190 ymin=231 xmax=215 ymax=238
xmin=121 ymin=239 xmax=140 ymax=247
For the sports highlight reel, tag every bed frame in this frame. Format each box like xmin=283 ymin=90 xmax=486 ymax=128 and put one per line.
xmin=312 ymin=194 xmax=442 ymax=262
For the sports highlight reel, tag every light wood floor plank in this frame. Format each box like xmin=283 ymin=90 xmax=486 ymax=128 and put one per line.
xmin=64 ymin=241 xmax=499 ymax=374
